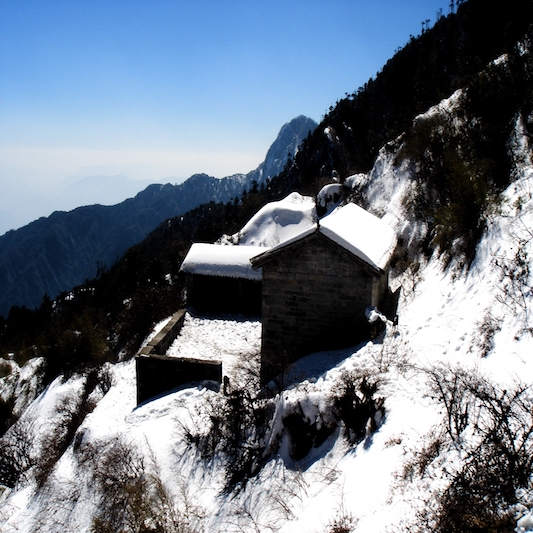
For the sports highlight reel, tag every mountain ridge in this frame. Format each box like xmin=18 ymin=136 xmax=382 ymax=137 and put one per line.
xmin=0 ymin=116 xmax=317 ymax=317
xmin=1 ymin=4 xmax=533 ymax=529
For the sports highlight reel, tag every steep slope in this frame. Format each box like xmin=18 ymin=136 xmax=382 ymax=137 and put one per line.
xmin=1 ymin=113 xmax=532 ymax=533
xmin=280 ymin=0 xmax=533 ymax=187
xmin=0 ymin=116 xmax=316 ymax=317
xmin=247 ymin=115 xmax=316 ymax=184
xmin=1 ymin=4 xmax=533 ymax=530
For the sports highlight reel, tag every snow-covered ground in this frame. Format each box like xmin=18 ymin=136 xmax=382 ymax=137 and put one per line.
xmin=167 ymin=312 xmax=262 ymax=389
xmin=1 ymin=108 xmax=533 ymax=532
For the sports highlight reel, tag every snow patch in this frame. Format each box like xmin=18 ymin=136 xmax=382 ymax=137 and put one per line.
xmin=320 ymin=203 xmax=397 ymax=271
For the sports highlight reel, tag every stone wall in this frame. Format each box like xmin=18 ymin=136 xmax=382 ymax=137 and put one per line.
xmin=136 ymin=309 xmax=222 ymax=404
xmin=136 ymin=355 xmax=222 ymax=405
xmin=260 ymin=234 xmax=387 ymax=384
xmin=139 ymin=309 xmax=186 ymax=357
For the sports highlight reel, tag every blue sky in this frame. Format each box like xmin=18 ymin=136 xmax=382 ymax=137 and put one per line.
xmin=0 ymin=0 xmax=446 ymax=232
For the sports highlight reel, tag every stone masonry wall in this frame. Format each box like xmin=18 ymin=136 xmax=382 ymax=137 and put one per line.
xmin=139 ymin=309 xmax=186 ymax=357
xmin=136 ymin=309 xmax=222 ymax=404
xmin=136 ymin=355 xmax=222 ymax=405
xmin=260 ymin=235 xmax=385 ymax=384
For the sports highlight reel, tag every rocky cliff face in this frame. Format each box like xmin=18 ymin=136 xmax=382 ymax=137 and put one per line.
xmin=252 ymin=115 xmax=318 ymax=184
xmin=0 ymin=116 xmax=316 ymax=317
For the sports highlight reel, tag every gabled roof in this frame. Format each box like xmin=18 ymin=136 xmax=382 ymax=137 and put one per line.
xmin=250 ymin=203 xmax=397 ymax=274
xmin=180 ymin=243 xmax=266 ymax=281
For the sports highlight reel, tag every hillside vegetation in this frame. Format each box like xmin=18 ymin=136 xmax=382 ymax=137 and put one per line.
xmin=1 ymin=0 xmax=531 ymax=386
xmin=1 ymin=3 xmax=533 ymax=530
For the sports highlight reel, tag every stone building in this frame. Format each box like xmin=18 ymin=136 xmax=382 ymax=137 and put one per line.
xmin=180 ymin=243 xmax=265 ymax=315
xmin=250 ymin=203 xmax=397 ymax=385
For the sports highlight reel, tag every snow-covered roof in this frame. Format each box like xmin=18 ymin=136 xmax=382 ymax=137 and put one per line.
xmin=225 ymin=192 xmax=316 ymax=247
xmin=252 ymin=203 xmax=397 ymax=273
xmin=180 ymin=243 xmax=266 ymax=280
xmin=320 ymin=203 xmax=397 ymax=271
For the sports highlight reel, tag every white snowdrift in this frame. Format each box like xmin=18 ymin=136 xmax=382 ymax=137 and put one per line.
xmin=320 ymin=203 xmax=397 ymax=271
xmin=181 ymin=192 xmax=317 ymax=280
xmin=228 ymin=191 xmax=316 ymax=247
xmin=255 ymin=202 xmax=397 ymax=272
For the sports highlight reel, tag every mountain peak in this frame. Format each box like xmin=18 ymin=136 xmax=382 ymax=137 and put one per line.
xmin=259 ymin=116 xmax=317 ymax=183
xmin=0 ymin=118 xmax=315 ymax=317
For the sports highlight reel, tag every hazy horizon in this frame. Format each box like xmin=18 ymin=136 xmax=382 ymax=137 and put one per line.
xmin=1 ymin=0 xmax=447 ymax=234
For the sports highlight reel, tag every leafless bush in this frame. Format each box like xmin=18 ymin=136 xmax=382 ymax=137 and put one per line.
xmin=184 ymin=365 xmax=386 ymax=496
xmin=89 ymin=435 xmax=202 ymax=533
xmin=34 ymin=393 xmax=84 ymax=487
xmin=425 ymin=363 xmax=476 ymax=442
xmin=30 ymin=477 xmax=83 ymax=533
xmin=182 ymin=387 xmax=273 ymax=493
xmin=326 ymin=511 xmax=356 ymax=533
xmin=402 ymin=364 xmax=533 ymax=533
xmin=474 ymin=310 xmax=503 ymax=357
xmin=34 ymin=371 xmax=100 ymax=488
xmin=398 ymin=258 xmax=423 ymax=300
xmin=0 ymin=417 xmax=36 ymax=487
xmin=96 ymin=364 xmax=114 ymax=395
xmin=493 ymin=218 xmax=533 ymax=338
xmin=372 ymin=329 xmax=412 ymax=375
xmin=231 ymin=350 xmax=261 ymax=391
xmin=223 ymin=470 xmax=304 ymax=533
xmin=330 ymin=371 xmax=385 ymax=445
xmin=401 ymin=432 xmax=446 ymax=483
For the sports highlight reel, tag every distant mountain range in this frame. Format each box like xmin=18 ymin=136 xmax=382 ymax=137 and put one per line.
xmin=0 ymin=115 xmax=316 ymax=317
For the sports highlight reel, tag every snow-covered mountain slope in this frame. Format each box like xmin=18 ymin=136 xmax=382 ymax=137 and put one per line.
xmin=1 ymin=108 xmax=533 ymax=533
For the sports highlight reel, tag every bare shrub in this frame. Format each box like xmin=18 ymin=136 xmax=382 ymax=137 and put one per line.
xmin=474 ymin=310 xmax=503 ymax=357
xmin=89 ymin=435 xmax=202 ymax=533
xmin=182 ymin=387 xmax=272 ymax=493
xmin=34 ymin=371 xmax=100 ymax=488
xmin=401 ymin=432 xmax=446 ymax=482
xmin=34 ymin=393 xmax=83 ymax=487
xmin=425 ymin=363 xmax=475 ymax=442
xmin=326 ymin=511 xmax=356 ymax=533
xmin=372 ymin=329 xmax=412 ymax=375
xmin=322 ymin=489 xmax=357 ymax=533
xmin=0 ymin=417 xmax=36 ymax=487
xmin=330 ymin=372 xmax=385 ymax=445
xmin=184 ymin=367 xmax=386 ymax=495
xmin=393 ymin=256 xmax=423 ymax=301
xmin=96 ymin=364 xmax=114 ymax=395
xmin=403 ymin=364 xmax=533 ymax=533
xmin=223 ymin=471 xmax=304 ymax=533
xmin=493 ymin=217 xmax=533 ymax=337
xmin=30 ymin=477 xmax=83 ymax=533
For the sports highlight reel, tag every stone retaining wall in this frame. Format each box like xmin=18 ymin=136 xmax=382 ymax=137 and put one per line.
xmin=136 ymin=354 xmax=222 ymax=405
xmin=136 ymin=309 xmax=222 ymax=404
xmin=139 ymin=309 xmax=187 ymax=356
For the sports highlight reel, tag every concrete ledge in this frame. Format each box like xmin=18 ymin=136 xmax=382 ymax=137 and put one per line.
xmin=140 ymin=309 xmax=186 ymax=356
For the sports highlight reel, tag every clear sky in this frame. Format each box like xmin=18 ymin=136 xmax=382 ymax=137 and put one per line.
xmin=0 ymin=0 xmax=447 ymax=233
